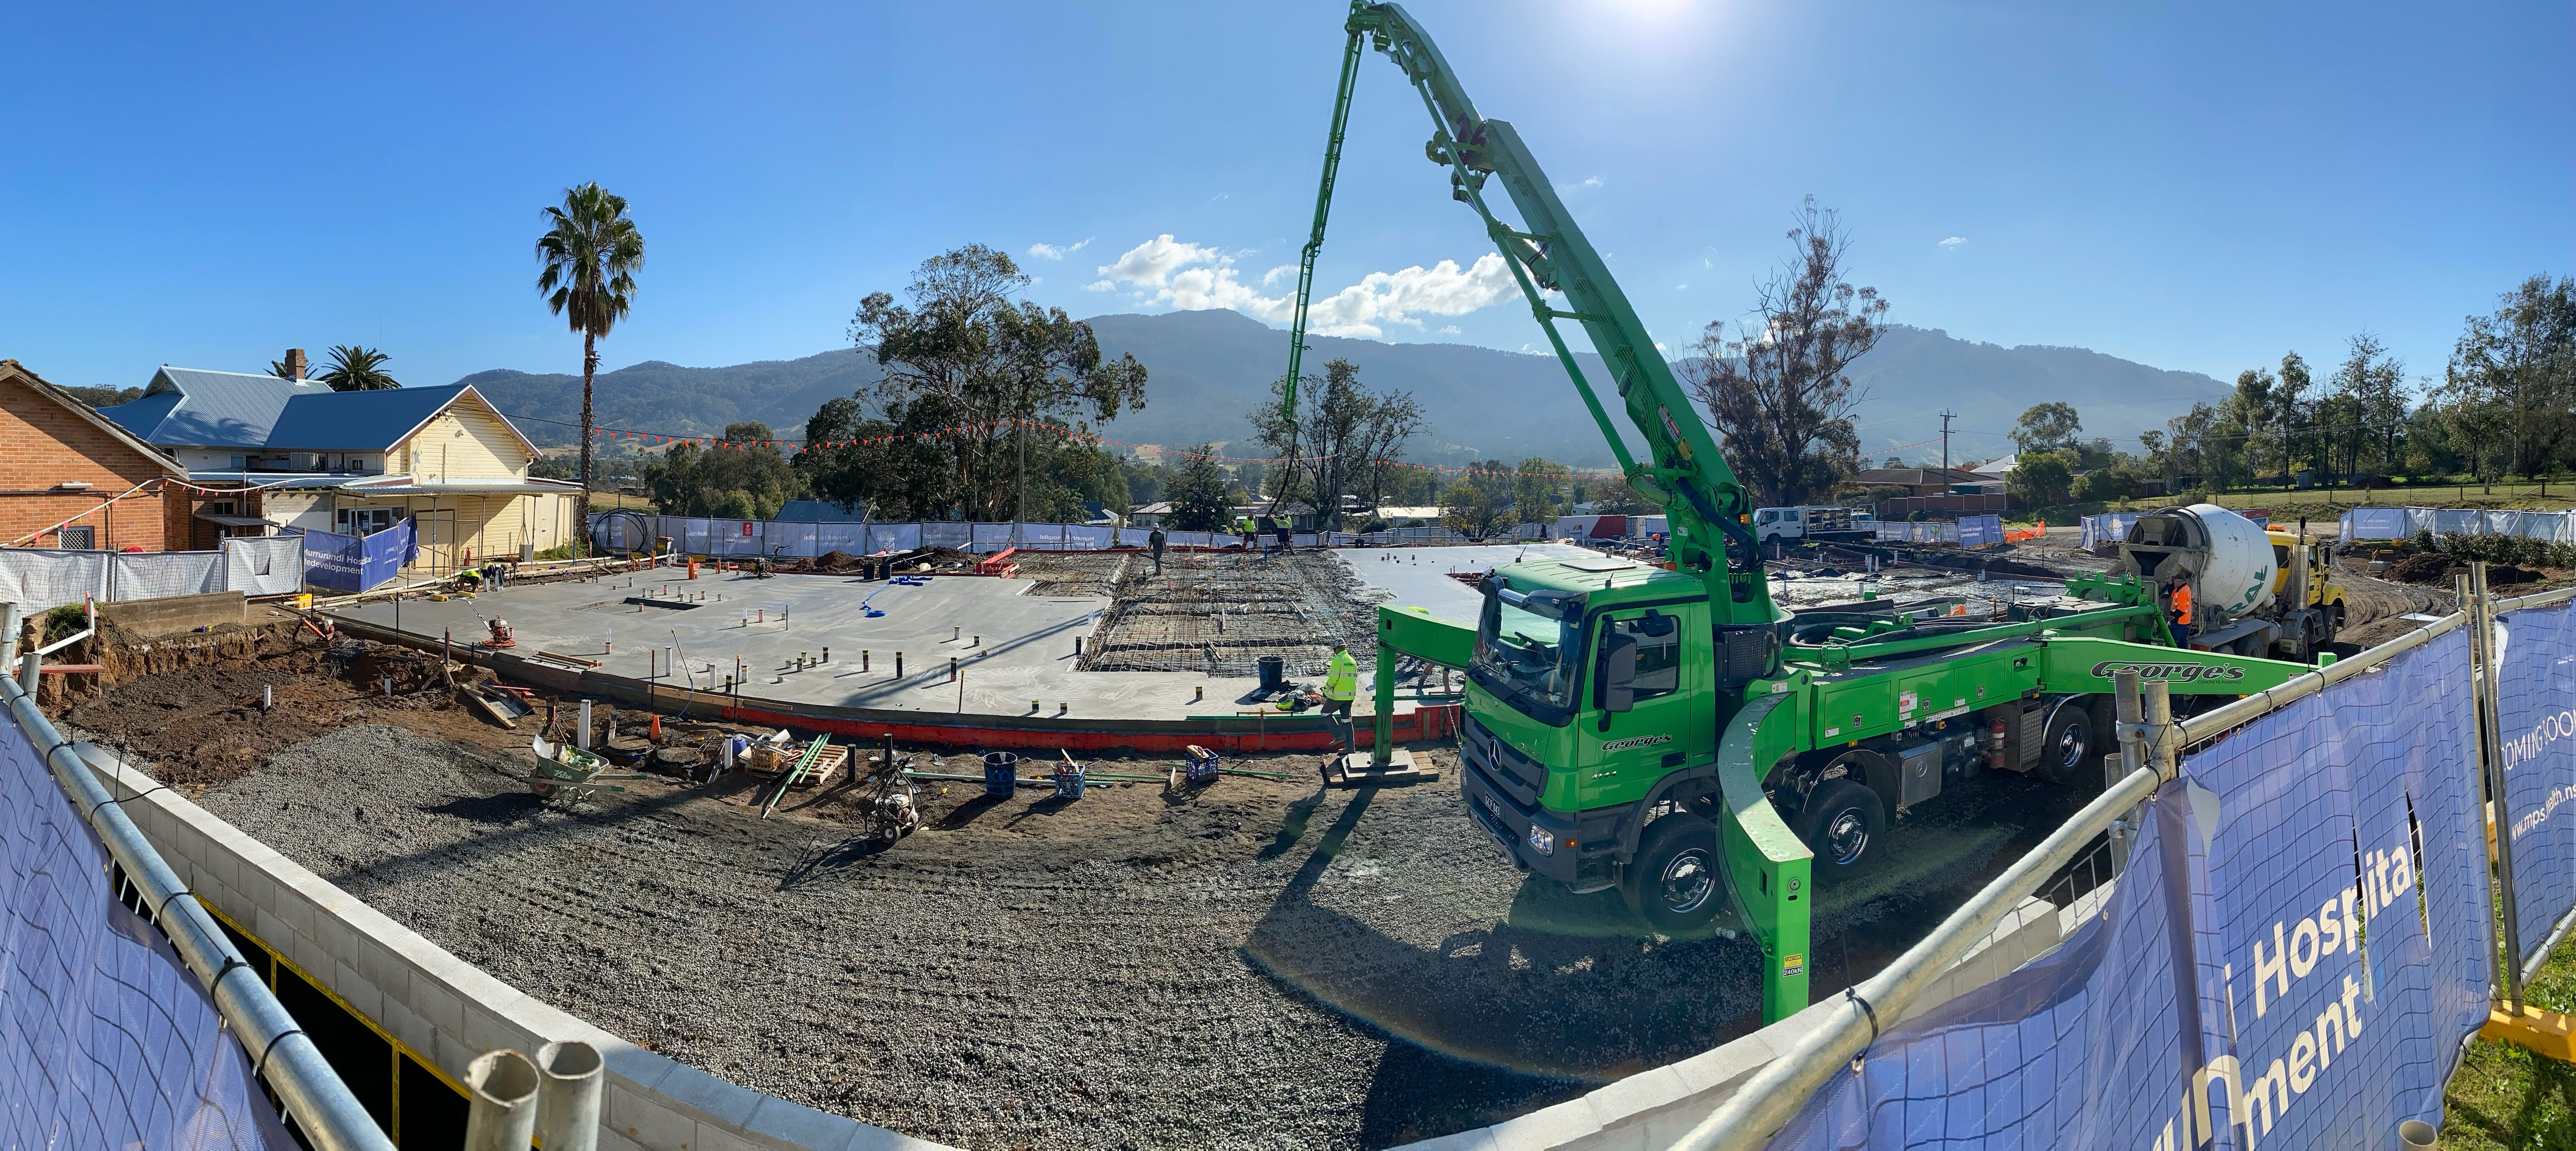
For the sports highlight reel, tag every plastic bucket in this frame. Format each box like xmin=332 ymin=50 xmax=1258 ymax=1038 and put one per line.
xmin=1258 ymin=656 xmax=1286 ymax=691
xmin=982 ymin=751 xmax=1018 ymax=798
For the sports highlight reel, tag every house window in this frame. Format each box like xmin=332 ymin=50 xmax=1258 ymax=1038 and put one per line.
xmin=206 ymin=501 xmax=237 ymax=516
xmin=57 ymin=525 xmax=94 ymax=550
xmin=336 ymin=508 xmax=396 ymax=534
xmin=228 ymin=455 xmax=246 ymax=469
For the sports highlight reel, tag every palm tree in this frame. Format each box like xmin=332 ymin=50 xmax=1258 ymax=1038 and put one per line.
xmin=317 ymin=345 xmax=400 ymax=391
xmin=535 ymin=182 xmax=646 ymax=544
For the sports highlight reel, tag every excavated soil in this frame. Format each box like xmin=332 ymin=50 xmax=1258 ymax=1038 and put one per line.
xmin=61 ymin=627 xmax=2091 ymax=1150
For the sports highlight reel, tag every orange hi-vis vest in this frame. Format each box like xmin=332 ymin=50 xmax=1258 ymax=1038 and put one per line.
xmin=2171 ymin=582 xmax=2193 ymax=625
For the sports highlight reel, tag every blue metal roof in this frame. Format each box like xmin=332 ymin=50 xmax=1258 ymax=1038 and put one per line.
xmin=266 ymin=384 xmax=471 ymax=451
xmin=100 ymin=367 xmax=326 ymax=449
xmin=98 ymin=368 xmax=527 ymax=456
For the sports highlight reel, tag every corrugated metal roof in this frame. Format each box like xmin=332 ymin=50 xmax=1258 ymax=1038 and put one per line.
xmin=265 ymin=384 xmax=470 ymax=451
xmin=98 ymin=367 xmax=328 ymax=449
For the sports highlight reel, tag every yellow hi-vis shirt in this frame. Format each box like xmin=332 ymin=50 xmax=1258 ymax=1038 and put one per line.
xmin=1324 ymin=650 xmax=1359 ymax=701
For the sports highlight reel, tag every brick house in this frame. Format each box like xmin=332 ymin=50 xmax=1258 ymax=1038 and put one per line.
xmin=0 ymin=359 xmax=190 ymax=552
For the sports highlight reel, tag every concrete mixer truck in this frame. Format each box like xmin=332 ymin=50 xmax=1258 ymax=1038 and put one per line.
xmin=2115 ymin=503 xmax=2348 ymax=660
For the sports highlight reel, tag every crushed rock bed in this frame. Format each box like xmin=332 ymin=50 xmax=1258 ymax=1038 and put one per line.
xmin=179 ymin=724 xmax=1804 ymax=1150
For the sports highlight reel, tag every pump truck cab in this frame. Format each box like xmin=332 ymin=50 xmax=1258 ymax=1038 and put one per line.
xmin=1291 ymin=1 xmax=2328 ymax=1023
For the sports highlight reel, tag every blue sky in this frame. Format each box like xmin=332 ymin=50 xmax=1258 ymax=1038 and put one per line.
xmin=4 ymin=0 xmax=2566 ymax=422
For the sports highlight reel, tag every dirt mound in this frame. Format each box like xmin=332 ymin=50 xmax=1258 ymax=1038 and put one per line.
xmin=811 ymin=549 xmax=858 ymax=572
xmin=2388 ymin=551 xmax=2459 ymax=585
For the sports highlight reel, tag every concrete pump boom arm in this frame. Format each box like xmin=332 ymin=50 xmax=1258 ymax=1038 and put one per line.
xmin=1287 ymin=2 xmax=1776 ymax=622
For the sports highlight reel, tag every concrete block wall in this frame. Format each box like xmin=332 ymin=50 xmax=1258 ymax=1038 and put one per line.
xmin=72 ymin=744 xmax=958 ymax=1151
xmin=1388 ymin=894 xmax=2072 ymax=1151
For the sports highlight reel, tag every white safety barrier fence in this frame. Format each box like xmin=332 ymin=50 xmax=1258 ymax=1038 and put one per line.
xmin=0 ymin=536 xmax=308 ymax=612
xmin=2341 ymin=505 xmax=2576 ymax=544
xmin=1873 ymin=515 xmax=2003 ymax=546
xmin=593 ymin=514 xmax=1364 ymax=557
xmin=1662 ymin=573 xmax=2576 ymax=1150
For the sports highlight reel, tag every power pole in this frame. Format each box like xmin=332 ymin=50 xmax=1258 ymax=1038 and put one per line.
xmin=1939 ymin=411 xmax=1956 ymax=475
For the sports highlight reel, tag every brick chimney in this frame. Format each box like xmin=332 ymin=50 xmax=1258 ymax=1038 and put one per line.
xmin=285 ymin=348 xmax=307 ymax=381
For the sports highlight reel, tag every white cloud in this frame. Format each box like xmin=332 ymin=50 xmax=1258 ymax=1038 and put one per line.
xmin=1092 ymin=234 xmax=1520 ymax=338
xmin=1437 ymin=325 xmax=1461 ymax=335
xmin=1261 ymin=264 xmax=1297 ymax=287
xmin=1028 ymin=237 xmax=1094 ymax=260
xmin=1938 ymin=236 xmax=1966 ymax=250
xmin=1568 ymin=175 xmax=1604 ymax=190
xmin=1674 ymin=283 xmax=1689 ymax=292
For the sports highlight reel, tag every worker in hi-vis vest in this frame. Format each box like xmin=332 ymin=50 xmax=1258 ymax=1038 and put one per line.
xmin=1322 ymin=640 xmax=1359 ymax=757
xmin=2166 ymin=573 xmax=2194 ymax=649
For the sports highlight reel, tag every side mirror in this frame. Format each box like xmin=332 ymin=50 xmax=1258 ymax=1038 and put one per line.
xmin=1598 ymin=632 xmax=1637 ymax=713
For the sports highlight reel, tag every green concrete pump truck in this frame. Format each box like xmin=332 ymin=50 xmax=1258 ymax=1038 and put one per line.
xmin=1295 ymin=2 xmax=2333 ymax=1024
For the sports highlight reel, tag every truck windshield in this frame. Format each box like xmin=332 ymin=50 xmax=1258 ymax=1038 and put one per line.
xmin=1474 ymin=594 xmax=1582 ymax=724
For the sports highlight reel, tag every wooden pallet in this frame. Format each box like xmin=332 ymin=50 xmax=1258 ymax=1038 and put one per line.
xmin=743 ymin=743 xmax=848 ymax=789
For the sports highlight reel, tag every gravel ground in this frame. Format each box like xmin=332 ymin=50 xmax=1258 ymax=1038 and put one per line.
xmin=159 ymin=718 xmax=2075 ymax=1150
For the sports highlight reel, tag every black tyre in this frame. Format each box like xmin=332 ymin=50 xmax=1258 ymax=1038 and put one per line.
xmin=1625 ymin=811 xmax=1723 ymax=933
xmin=2037 ymin=700 xmax=2095 ymax=785
xmin=1794 ymin=779 xmax=1886 ymax=881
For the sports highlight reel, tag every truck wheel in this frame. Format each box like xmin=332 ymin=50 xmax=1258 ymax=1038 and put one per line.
xmin=1625 ymin=812 xmax=1722 ymax=932
xmin=2038 ymin=703 xmax=2095 ymax=785
xmin=1794 ymin=780 xmax=1885 ymax=880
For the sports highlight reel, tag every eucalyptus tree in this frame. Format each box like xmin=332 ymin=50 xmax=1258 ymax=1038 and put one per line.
xmin=535 ymin=182 xmax=647 ymax=536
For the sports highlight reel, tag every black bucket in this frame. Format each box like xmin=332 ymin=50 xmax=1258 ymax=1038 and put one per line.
xmin=982 ymin=751 xmax=1018 ymax=798
xmin=1257 ymin=656 xmax=1286 ymax=692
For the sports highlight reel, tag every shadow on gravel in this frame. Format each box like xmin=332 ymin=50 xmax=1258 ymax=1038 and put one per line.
xmin=935 ymin=794 xmax=1005 ymax=829
xmin=420 ymin=792 xmax=544 ymax=826
xmin=776 ymin=832 xmax=899 ymax=891
xmin=1242 ymin=785 xmax=1763 ymax=1106
xmin=1257 ymin=788 xmax=1331 ymax=859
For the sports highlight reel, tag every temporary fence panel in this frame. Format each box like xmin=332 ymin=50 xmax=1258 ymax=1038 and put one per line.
xmin=813 ymin=523 xmax=869 ymax=554
xmin=222 ymin=536 xmax=304 ymax=597
xmin=302 ymin=529 xmax=364 ymax=592
xmin=1118 ymin=528 xmax=1155 ymax=547
xmin=769 ymin=522 xmax=817 ymax=559
xmin=2498 ymin=600 xmax=2576 ymax=970
xmin=919 ymin=523 xmax=971 ymax=551
xmin=1956 ymin=515 xmax=2004 ymax=547
xmin=2341 ymin=507 xmax=2412 ymax=542
xmin=0 ymin=697 xmax=293 ymax=1151
xmin=0 ymin=549 xmax=106 ymax=612
xmin=111 ymin=549 xmax=223 ymax=601
xmin=1774 ymin=628 xmax=2488 ymax=1148
xmin=870 ymin=523 xmax=923 ymax=553
xmin=357 ymin=518 xmax=418 ymax=591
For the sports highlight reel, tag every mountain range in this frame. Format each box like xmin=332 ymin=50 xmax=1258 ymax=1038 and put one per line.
xmin=458 ymin=311 xmax=2230 ymax=468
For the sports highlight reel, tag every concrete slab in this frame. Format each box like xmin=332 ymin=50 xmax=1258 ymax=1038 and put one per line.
xmin=337 ymin=569 xmax=1281 ymax=722
xmin=1334 ymin=544 xmax=1608 ymax=621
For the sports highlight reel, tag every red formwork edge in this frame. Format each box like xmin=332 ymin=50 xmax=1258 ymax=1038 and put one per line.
xmin=326 ymin=614 xmax=1461 ymax=755
xmin=714 ymin=698 xmax=1461 ymax=755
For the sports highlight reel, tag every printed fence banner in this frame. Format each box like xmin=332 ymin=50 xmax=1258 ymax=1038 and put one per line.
xmin=2340 ymin=508 xmax=2412 ymax=542
xmin=1958 ymin=515 xmax=2005 ymax=547
xmin=2080 ymin=512 xmax=2142 ymax=551
xmin=358 ymin=517 xmax=417 ymax=591
xmin=2498 ymin=601 xmax=2576 ymax=969
xmin=0 ymin=712 xmax=291 ymax=1150
xmin=301 ymin=528 xmax=364 ymax=592
xmin=1774 ymin=629 xmax=2488 ymax=1149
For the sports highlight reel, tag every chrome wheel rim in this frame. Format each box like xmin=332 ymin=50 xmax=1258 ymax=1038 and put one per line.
xmin=2056 ymin=723 xmax=2087 ymax=770
xmin=1823 ymin=809 xmax=1870 ymax=866
xmin=1660 ymin=849 xmax=1714 ymax=913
